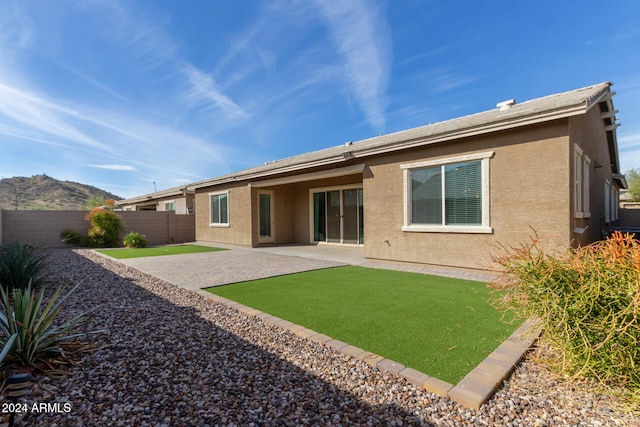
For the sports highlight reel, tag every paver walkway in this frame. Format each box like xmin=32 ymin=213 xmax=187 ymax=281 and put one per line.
xmin=115 ymin=243 xmax=496 ymax=290
xmin=115 ymin=245 xmax=347 ymax=290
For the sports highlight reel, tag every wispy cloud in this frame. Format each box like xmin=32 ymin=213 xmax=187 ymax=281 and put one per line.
xmin=0 ymin=82 xmax=152 ymax=150
xmin=88 ymin=164 xmax=137 ymax=171
xmin=180 ymin=64 xmax=251 ymax=121
xmin=0 ymin=2 xmax=35 ymax=54
xmin=53 ymin=60 xmax=129 ymax=102
xmin=0 ymin=129 xmax=70 ymax=148
xmin=619 ymin=131 xmax=640 ymax=150
xmin=395 ymin=47 xmax=448 ymax=68
xmin=313 ymin=0 xmax=392 ymax=133
xmin=0 ymin=83 xmax=111 ymax=151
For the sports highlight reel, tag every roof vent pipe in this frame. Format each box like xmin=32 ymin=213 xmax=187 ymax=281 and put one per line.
xmin=497 ymin=99 xmax=516 ymax=111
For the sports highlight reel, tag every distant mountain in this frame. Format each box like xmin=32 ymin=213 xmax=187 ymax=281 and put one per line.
xmin=0 ymin=174 xmax=121 ymax=210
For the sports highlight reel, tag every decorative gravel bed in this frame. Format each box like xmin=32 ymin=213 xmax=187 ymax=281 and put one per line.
xmin=2 ymin=249 xmax=637 ymax=426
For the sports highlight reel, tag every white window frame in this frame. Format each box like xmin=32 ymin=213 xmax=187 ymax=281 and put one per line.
xmin=164 ymin=200 xmax=175 ymax=212
xmin=573 ymin=144 xmax=591 ymax=219
xmin=605 ymin=182 xmax=619 ymax=223
xmin=573 ymin=144 xmax=591 ymax=218
xmin=401 ymin=151 xmax=494 ymax=234
xmin=604 ymin=180 xmax=611 ymax=223
xmin=574 ymin=145 xmax=584 ymax=218
xmin=582 ymin=155 xmax=591 ymax=218
xmin=209 ymin=190 xmax=230 ymax=227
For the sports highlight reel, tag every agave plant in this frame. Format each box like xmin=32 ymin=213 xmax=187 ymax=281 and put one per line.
xmin=0 ymin=281 xmax=102 ymax=371
xmin=0 ymin=242 xmax=48 ymax=292
xmin=0 ymin=333 xmax=17 ymax=365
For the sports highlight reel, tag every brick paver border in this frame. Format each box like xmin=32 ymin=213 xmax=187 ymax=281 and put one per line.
xmin=196 ymin=289 xmax=540 ymax=410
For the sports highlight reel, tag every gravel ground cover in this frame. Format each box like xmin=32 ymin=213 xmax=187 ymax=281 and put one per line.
xmin=1 ymin=249 xmax=637 ymax=426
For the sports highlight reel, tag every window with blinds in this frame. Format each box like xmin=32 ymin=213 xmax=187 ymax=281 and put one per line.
xmin=411 ymin=161 xmax=481 ymax=226
xmin=402 ymin=151 xmax=493 ymax=234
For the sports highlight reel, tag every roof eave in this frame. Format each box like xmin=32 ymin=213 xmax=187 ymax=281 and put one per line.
xmin=351 ymin=104 xmax=587 ymax=159
xmin=116 ymin=187 xmax=196 ymax=205
xmin=191 ymin=155 xmax=349 ymax=190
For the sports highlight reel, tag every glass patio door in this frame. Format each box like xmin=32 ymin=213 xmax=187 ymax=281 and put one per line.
xmin=312 ymin=187 xmax=363 ymax=245
xmin=327 ymin=190 xmax=341 ymax=243
xmin=342 ymin=189 xmax=359 ymax=244
xmin=258 ymin=191 xmax=274 ymax=243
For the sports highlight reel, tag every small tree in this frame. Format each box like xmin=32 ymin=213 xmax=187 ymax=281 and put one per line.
xmin=85 ymin=199 xmax=124 ymax=247
xmin=87 ymin=195 xmax=108 ymax=209
xmin=625 ymin=168 xmax=640 ymax=201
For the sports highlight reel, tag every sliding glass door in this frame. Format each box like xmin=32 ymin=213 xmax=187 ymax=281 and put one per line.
xmin=312 ymin=187 xmax=363 ymax=245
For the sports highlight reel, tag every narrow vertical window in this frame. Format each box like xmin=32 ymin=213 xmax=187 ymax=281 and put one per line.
xmin=604 ymin=181 xmax=611 ymax=223
xmin=574 ymin=145 xmax=583 ymax=217
xmin=582 ymin=155 xmax=591 ymax=217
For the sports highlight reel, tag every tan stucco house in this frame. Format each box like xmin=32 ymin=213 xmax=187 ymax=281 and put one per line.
xmin=186 ymin=82 xmax=625 ymax=270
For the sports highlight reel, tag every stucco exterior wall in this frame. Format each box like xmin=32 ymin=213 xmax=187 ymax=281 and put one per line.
xmin=568 ymin=106 xmax=617 ymax=246
xmin=195 ymin=174 xmax=363 ymax=247
xmin=195 ymin=183 xmax=252 ymax=246
xmin=155 ymin=195 xmax=195 ymax=215
xmin=363 ymin=121 xmax=571 ymax=269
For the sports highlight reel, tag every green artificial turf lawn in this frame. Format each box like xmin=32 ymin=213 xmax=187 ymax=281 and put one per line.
xmin=207 ymin=266 xmax=516 ymax=384
xmin=97 ymin=245 xmax=226 ymax=259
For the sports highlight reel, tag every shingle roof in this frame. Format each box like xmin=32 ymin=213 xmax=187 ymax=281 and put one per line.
xmin=117 ymin=81 xmax=613 ymax=206
xmin=190 ymin=82 xmax=613 ymax=189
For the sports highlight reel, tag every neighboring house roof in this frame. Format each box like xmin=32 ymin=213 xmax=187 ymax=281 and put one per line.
xmin=190 ymin=82 xmax=619 ymax=190
xmin=116 ymin=185 xmax=195 ymax=207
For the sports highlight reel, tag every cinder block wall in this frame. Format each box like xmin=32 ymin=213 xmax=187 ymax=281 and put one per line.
xmin=1 ymin=210 xmax=88 ymax=247
xmin=619 ymin=208 xmax=640 ymax=228
xmin=176 ymin=215 xmax=196 ymax=242
xmin=1 ymin=209 xmax=195 ymax=247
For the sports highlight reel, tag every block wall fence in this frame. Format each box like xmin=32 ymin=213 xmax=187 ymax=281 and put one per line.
xmin=0 ymin=209 xmax=195 ymax=247
xmin=619 ymin=208 xmax=640 ymax=229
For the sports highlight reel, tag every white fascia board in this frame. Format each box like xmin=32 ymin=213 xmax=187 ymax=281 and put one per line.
xmin=249 ymin=164 xmax=365 ymax=188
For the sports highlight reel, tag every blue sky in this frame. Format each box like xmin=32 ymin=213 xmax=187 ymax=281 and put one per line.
xmin=1 ymin=0 xmax=639 ymax=199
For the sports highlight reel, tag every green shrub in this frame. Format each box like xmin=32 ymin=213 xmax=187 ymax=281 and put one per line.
xmin=0 ymin=281 xmax=103 ymax=371
xmin=60 ymin=229 xmax=82 ymax=245
xmin=85 ymin=199 xmax=124 ymax=248
xmin=489 ymin=231 xmax=640 ymax=402
xmin=123 ymin=232 xmax=147 ymax=248
xmin=0 ymin=242 xmax=48 ymax=292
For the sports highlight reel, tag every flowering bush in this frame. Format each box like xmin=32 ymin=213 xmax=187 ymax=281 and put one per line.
xmin=85 ymin=199 xmax=124 ymax=248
